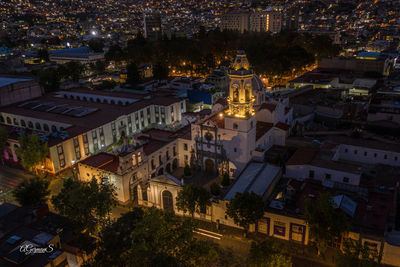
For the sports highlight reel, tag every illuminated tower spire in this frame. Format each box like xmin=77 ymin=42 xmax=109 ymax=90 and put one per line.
xmin=226 ymin=50 xmax=255 ymax=118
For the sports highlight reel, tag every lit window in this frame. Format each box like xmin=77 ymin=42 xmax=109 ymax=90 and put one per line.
xmin=132 ymin=154 xmax=137 ymax=166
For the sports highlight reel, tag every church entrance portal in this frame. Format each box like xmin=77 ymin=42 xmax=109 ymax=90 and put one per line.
xmin=162 ymin=190 xmax=174 ymax=213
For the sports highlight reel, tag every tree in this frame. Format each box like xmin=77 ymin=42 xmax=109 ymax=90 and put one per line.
xmin=105 ymin=44 xmax=124 ymax=62
xmin=248 ymin=238 xmax=292 ymax=267
xmin=88 ymin=38 xmax=104 ymax=52
xmin=38 ymin=68 xmax=61 ymax=92
xmin=336 ymin=238 xmax=382 ymax=267
xmin=303 ymin=193 xmax=350 ymax=255
xmin=13 ymin=177 xmax=50 ymax=206
xmin=51 ymin=178 xmax=117 ymax=233
xmin=210 ymin=182 xmax=221 ymax=196
xmin=126 ymin=62 xmax=141 ymax=88
xmin=226 ymin=192 xmax=265 ymax=234
xmin=90 ymin=207 xmax=217 ymax=266
xmin=221 ymin=172 xmax=230 ymax=187
xmin=176 ymin=184 xmax=211 ymax=217
xmin=37 ymin=49 xmax=49 ymax=62
xmin=94 ymin=208 xmax=144 ymax=266
xmin=64 ymin=61 xmax=86 ymax=82
xmin=16 ymin=132 xmax=48 ymax=173
xmin=184 ymin=164 xmax=192 ymax=176
xmin=0 ymin=126 xmax=8 ymax=163
xmin=153 ymin=61 xmax=169 ymax=81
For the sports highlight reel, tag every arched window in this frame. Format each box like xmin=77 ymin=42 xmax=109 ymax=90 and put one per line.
xmin=118 ymin=100 xmax=123 ymax=105
xmin=233 ymin=123 xmax=238 ymax=130
xmin=21 ymin=120 xmax=26 ymax=127
xmin=245 ymin=89 xmax=250 ymax=102
xmin=43 ymin=124 xmax=49 ymax=132
xmin=6 ymin=117 xmax=11 ymax=124
xmin=13 ymin=118 xmax=18 ymax=126
xmin=233 ymin=87 xmax=239 ymax=102
xmin=83 ymin=96 xmax=87 ymax=102
xmin=138 ymin=152 xmax=142 ymax=163
xmin=51 ymin=125 xmax=57 ymax=132
xmin=28 ymin=121 xmax=33 ymax=128
xmin=90 ymin=97 xmax=94 ymax=102
xmin=110 ymin=100 xmax=115 ymax=105
xmin=162 ymin=190 xmax=174 ymax=212
xmin=35 ymin=122 xmax=41 ymax=130
xmin=132 ymin=154 xmax=137 ymax=167
xmin=0 ymin=116 xmax=4 ymax=123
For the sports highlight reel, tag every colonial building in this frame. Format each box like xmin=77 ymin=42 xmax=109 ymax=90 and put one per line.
xmin=0 ymin=89 xmax=186 ymax=174
xmin=191 ymin=51 xmax=292 ymax=175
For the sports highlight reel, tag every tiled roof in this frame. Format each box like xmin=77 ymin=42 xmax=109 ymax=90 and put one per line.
xmin=275 ymin=122 xmax=290 ymax=131
xmin=259 ymin=103 xmax=277 ymax=112
xmin=256 ymin=121 xmax=273 ymax=141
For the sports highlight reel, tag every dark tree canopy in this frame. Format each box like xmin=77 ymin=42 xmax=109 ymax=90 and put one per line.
xmin=304 ymin=193 xmax=350 ymax=254
xmin=89 ymin=207 xmax=217 ymax=266
xmin=16 ymin=132 xmax=48 ymax=172
xmin=176 ymin=184 xmax=211 ymax=217
xmin=51 ymin=178 xmax=117 ymax=233
xmin=13 ymin=177 xmax=50 ymax=207
xmin=335 ymin=238 xmax=382 ymax=267
xmin=0 ymin=126 xmax=8 ymax=159
xmin=248 ymin=238 xmax=292 ymax=267
xmin=226 ymin=191 xmax=265 ymax=233
xmin=126 ymin=62 xmax=141 ymax=87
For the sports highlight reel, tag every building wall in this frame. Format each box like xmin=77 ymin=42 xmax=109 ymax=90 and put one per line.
xmin=337 ymin=144 xmax=400 ymax=167
xmin=0 ymin=80 xmax=43 ymax=107
xmin=285 ymin=164 xmax=361 ymax=186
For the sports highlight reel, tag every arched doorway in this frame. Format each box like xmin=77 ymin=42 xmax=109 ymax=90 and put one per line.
xmin=205 ymin=159 xmax=215 ymax=173
xmin=172 ymin=159 xmax=178 ymax=170
xmin=166 ymin=163 xmax=171 ymax=173
xmin=162 ymin=190 xmax=174 ymax=213
xmin=158 ymin=168 xmax=164 ymax=176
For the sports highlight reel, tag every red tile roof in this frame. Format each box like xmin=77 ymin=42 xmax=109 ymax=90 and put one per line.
xmin=286 ymin=148 xmax=318 ymax=165
xmin=259 ymin=103 xmax=277 ymax=112
xmin=275 ymin=122 xmax=290 ymax=131
xmin=79 ymin=152 xmax=119 ymax=172
xmin=256 ymin=121 xmax=273 ymax=141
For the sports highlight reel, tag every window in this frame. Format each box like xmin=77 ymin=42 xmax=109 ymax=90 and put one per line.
xmin=325 ymin=173 xmax=331 ymax=180
xmin=173 ymin=146 xmax=176 ymax=156
xmin=92 ymin=131 xmax=97 ymax=139
xmin=13 ymin=118 xmax=18 ymax=125
xmin=151 ymin=159 xmax=155 ymax=170
xmin=111 ymin=123 xmax=115 ymax=130
xmin=132 ymin=154 xmax=137 ymax=166
xmin=273 ymin=221 xmax=286 ymax=237
xmin=51 ymin=125 xmax=57 ymax=132
xmin=6 ymin=117 xmax=11 ymax=124
xmin=184 ymin=143 xmax=188 ymax=151
xmin=138 ymin=152 xmax=142 ymax=163
xmin=354 ymin=150 xmax=358 ymax=155
xmin=384 ymin=155 xmax=387 ymax=160
xmin=374 ymin=153 xmax=377 ymax=158
xmin=395 ymin=156 xmax=398 ymax=161
xmin=43 ymin=124 xmax=49 ymax=131
xmin=364 ymin=151 xmax=367 ymax=156
xmin=57 ymin=145 xmax=63 ymax=155
xmin=159 ymin=155 xmax=163 ymax=165
xmin=234 ymin=148 xmax=237 ymax=153
xmin=28 ymin=121 xmax=33 ymax=128
xmin=0 ymin=116 xmax=3 ymax=123
xmin=344 ymin=148 xmax=348 ymax=153
xmin=99 ymin=127 xmax=104 ymax=136
xmin=309 ymin=170 xmax=314 ymax=179
xmin=233 ymin=123 xmax=238 ymax=130
xmin=21 ymin=120 xmax=26 ymax=127
xmin=83 ymin=134 xmax=88 ymax=143
xmin=343 ymin=177 xmax=349 ymax=183
xmin=184 ymin=155 xmax=188 ymax=161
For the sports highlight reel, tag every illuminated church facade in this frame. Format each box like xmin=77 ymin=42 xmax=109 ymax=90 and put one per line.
xmin=192 ymin=51 xmax=293 ymax=176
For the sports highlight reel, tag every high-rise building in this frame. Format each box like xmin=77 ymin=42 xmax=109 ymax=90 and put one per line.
xmin=221 ymin=10 xmax=282 ymax=34
xmin=220 ymin=11 xmax=250 ymax=33
xmin=250 ymin=11 xmax=282 ymax=33
xmin=143 ymin=12 xmax=162 ymax=40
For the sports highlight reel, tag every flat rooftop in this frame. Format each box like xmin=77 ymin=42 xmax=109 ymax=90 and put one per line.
xmin=0 ymin=91 xmax=182 ymax=145
xmin=0 ymin=76 xmax=34 ymax=88
xmin=224 ymin=162 xmax=280 ymax=200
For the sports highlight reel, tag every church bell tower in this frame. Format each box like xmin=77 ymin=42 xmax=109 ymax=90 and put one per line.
xmin=226 ymin=50 xmax=256 ymax=119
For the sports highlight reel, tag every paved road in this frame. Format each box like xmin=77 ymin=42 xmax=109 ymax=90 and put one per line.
xmin=0 ymin=165 xmax=34 ymax=191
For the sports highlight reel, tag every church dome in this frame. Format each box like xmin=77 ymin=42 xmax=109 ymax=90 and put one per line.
xmin=251 ymin=75 xmax=265 ymax=93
